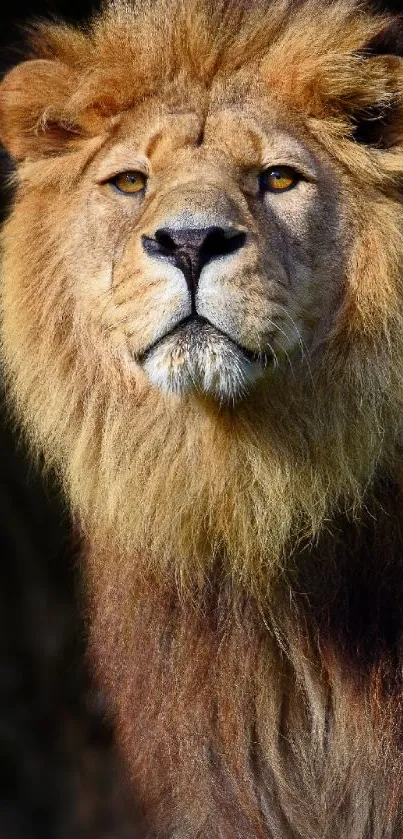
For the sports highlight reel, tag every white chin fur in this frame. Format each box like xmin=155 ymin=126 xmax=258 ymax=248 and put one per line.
xmin=141 ymin=325 xmax=264 ymax=402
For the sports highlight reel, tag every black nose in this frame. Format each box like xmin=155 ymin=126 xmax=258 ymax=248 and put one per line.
xmin=142 ymin=226 xmax=247 ymax=295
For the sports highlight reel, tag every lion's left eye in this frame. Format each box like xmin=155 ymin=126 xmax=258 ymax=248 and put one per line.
xmin=259 ymin=166 xmax=300 ymax=193
xmin=111 ymin=171 xmax=147 ymax=194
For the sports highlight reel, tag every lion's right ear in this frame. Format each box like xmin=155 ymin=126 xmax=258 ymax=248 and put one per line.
xmin=0 ymin=59 xmax=79 ymax=161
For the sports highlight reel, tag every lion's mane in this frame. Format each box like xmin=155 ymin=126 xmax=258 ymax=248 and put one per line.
xmin=2 ymin=1 xmax=403 ymax=836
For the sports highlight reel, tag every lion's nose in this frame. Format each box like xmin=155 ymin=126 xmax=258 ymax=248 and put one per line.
xmin=142 ymin=226 xmax=247 ymax=294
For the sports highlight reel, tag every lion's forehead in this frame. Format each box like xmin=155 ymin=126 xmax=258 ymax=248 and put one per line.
xmin=93 ymin=97 xmax=323 ymax=184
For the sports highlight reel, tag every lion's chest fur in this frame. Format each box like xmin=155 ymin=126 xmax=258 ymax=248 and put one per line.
xmin=86 ymin=478 xmax=403 ymax=839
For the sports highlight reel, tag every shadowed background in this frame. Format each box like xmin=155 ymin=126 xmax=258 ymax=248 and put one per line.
xmin=0 ymin=1 xmax=401 ymax=835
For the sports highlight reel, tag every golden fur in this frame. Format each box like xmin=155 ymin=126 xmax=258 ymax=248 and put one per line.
xmin=2 ymin=1 xmax=403 ymax=836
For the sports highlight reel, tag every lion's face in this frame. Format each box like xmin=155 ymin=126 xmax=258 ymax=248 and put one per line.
xmin=70 ymin=93 xmax=344 ymax=401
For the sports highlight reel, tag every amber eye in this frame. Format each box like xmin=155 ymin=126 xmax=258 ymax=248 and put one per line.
xmin=111 ymin=171 xmax=147 ymax=194
xmin=259 ymin=166 xmax=300 ymax=193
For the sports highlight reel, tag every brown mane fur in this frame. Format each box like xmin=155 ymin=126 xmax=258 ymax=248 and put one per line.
xmin=2 ymin=1 xmax=403 ymax=836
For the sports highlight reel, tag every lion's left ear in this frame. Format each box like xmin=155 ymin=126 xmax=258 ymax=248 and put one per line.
xmin=352 ymin=20 xmax=403 ymax=148
xmin=0 ymin=58 xmax=80 ymax=161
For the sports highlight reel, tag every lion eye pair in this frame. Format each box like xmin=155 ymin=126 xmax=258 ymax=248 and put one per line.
xmin=110 ymin=165 xmax=300 ymax=195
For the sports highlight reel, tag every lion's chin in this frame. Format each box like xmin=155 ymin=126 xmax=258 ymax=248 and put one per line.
xmin=140 ymin=321 xmax=266 ymax=401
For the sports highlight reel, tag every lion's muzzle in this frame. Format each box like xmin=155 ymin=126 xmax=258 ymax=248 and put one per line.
xmin=137 ymin=221 xmax=265 ymax=400
xmin=142 ymin=225 xmax=247 ymax=305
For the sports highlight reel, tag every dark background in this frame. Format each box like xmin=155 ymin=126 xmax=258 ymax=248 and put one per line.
xmin=0 ymin=1 xmax=402 ymax=836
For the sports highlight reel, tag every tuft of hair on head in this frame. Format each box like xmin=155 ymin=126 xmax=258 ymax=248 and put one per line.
xmin=1 ymin=1 xmax=403 ymax=161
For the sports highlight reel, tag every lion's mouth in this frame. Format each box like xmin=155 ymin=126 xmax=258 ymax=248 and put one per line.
xmin=133 ymin=314 xmax=273 ymax=400
xmin=136 ymin=314 xmax=271 ymax=367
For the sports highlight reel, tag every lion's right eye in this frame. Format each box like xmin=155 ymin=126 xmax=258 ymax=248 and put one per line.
xmin=259 ymin=166 xmax=300 ymax=194
xmin=111 ymin=171 xmax=147 ymax=194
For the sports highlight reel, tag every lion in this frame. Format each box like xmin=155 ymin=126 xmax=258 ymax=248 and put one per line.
xmin=1 ymin=0 xmax=403 ymax=835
